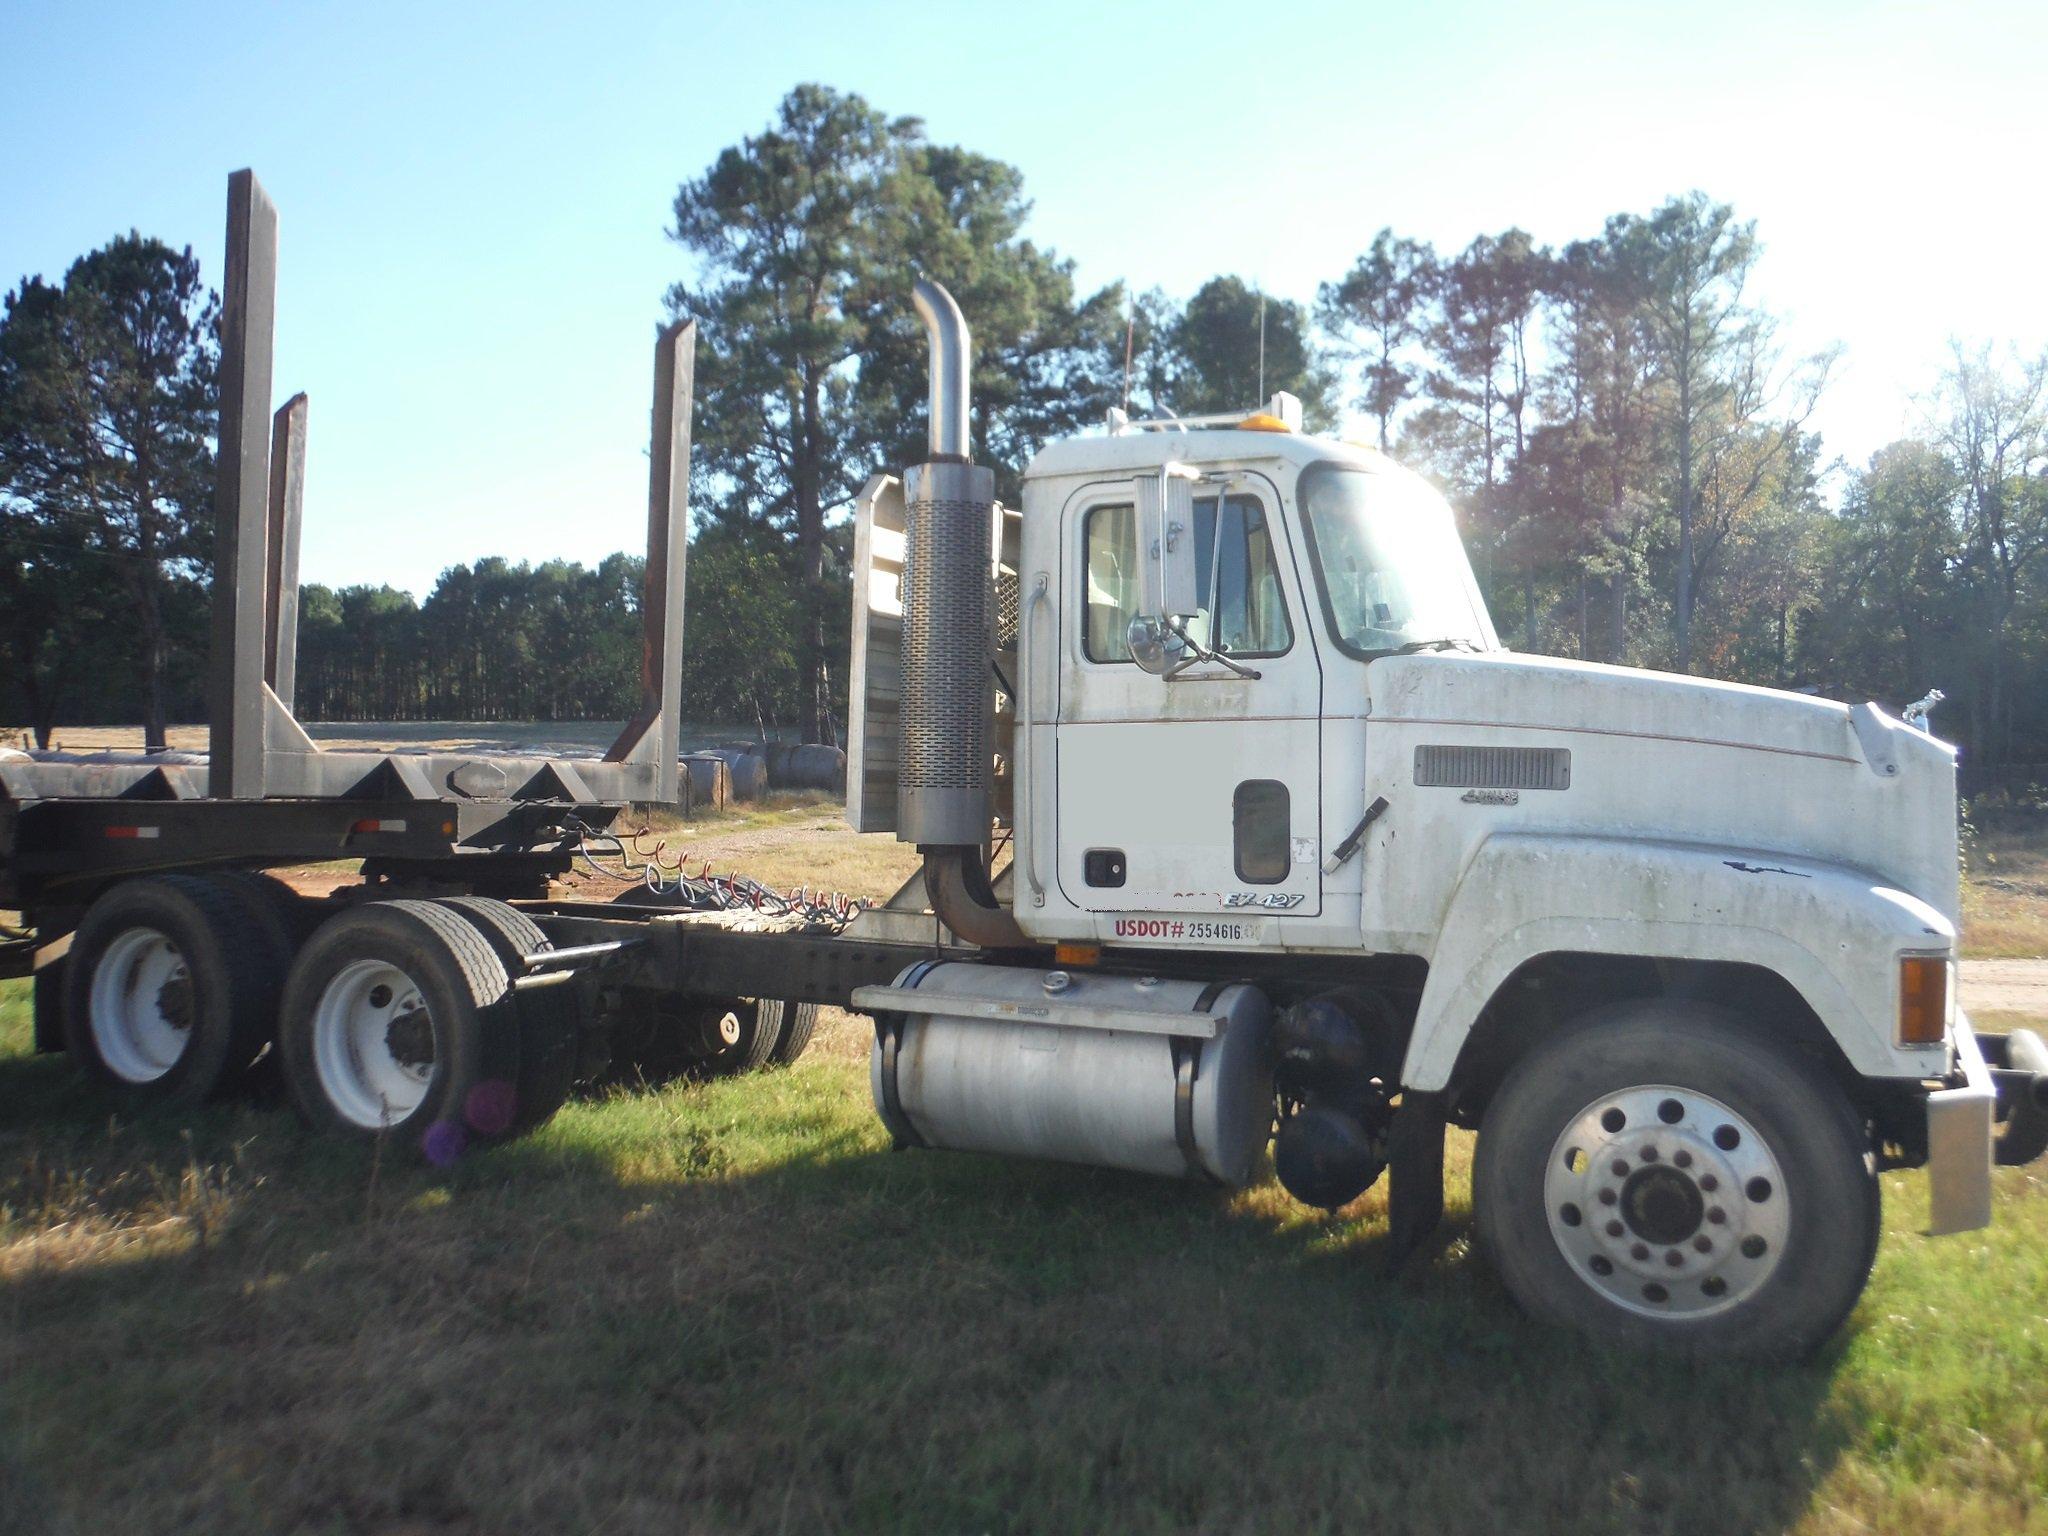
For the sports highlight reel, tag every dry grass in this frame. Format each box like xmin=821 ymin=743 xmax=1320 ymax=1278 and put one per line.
xmin=558 ymin=795 xmax=920 ymax=906
xmin=1963 ymin=808 xmax=2048 ymax=959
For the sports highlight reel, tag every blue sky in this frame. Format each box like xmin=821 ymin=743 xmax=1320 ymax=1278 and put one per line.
xmin=4 ymin=0 xmax=2042 ymax=597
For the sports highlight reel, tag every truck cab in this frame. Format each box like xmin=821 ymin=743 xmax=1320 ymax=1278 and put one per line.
xmin=847 ymin=282 xmax=2044 ymax=1357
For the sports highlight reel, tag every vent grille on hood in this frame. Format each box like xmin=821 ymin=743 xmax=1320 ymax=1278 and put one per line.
xmin=1414 ymin=744 xmax=1571 ymax=791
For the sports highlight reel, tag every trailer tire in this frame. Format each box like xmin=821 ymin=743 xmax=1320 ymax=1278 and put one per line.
xmin=433 ymin=897 xmax=580 ymax=1133
xmin=762 ymin=998 xmax=820 ymax=1066
xmin=697 ymin=998 xmax=779 ymax=1076
xmin=277 ymin=900 xmax=522 ymax=1156
xmin=204 ymin=870 xmax=312 ymax=1094
xmin=1472 ymin=1002 xmax=1878 ymax=1359
xmin=62 ymin=875 xmax=279 ymax=1105
xmin=211 ymin=870 xmax=320 ymax=950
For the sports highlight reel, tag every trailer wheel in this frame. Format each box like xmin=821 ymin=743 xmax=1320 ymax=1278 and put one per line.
xmin=211 ymin=869 xmax=319 ymax=950
xmin=202 ymin=870 xmax=311 ymax=1092
xmin=1473 ymin=1002 xmax=1878 ymax=1358
xmin=695 ymin=998 xmax=779 ymax=1076
xmin=62 ymin=875 xmax=279 ymax=1104
xmin=762 ymin=998 xmax=820 ymax=1066
xmin=277 ymin=900 xmax=522 ymax=1155
xmin=433 ymin=897 xmax=580 ymax=1133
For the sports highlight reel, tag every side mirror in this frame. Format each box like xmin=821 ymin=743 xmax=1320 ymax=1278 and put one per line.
xmin=1136 ymin=463 xmax=1200 ymax=623
xmin=1126 ymin=614 xmax=1185 ymax=675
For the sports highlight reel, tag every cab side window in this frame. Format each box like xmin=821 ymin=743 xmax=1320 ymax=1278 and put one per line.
xmin=1080 ymin=493 xmax=1291 ymax=663
xmin=1083 ymin=503 xmax=1139 ymax=662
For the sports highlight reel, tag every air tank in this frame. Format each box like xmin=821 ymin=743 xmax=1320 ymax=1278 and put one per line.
xmin=866 ymin=962 xmax=1274 ymax=1185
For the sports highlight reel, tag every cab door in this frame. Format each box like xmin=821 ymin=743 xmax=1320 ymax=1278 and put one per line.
xmin=1053 ymin=469 xmax=1323 ymax=930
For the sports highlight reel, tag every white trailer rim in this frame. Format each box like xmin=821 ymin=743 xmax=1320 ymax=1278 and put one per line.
xmin=1544 ymin=1084 xmax=1791 ymax=1320
xmin=88 ymin=926 xmax=192 ymax=1083
xmin=312 ymin=958 xmax=436 ymax=1128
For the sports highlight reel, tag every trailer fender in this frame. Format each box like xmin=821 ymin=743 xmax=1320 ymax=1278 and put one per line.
xmin=1400 ymin=832 xmax=1955 ymax=1092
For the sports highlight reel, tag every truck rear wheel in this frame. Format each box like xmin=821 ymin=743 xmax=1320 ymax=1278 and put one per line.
xmin=62 ymin=875 xmax=279 ymax=1105
xmin=1473 ymin=1002 xmax=1878 ymax=1358
xmin=277 ymin=900 xmax=522 ymax=1156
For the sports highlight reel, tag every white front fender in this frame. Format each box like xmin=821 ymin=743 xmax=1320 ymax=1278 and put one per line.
xmin=1399 ymin=833 xmax=1955 ymax=1092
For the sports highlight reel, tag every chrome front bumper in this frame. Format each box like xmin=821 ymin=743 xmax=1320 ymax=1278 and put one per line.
xmin=1925 ymin=1016 xmax=1996 ymax=1236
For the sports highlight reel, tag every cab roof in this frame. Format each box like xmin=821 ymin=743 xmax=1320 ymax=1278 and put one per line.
xmin=1021 ymin=426 xmax=1391 ymax=485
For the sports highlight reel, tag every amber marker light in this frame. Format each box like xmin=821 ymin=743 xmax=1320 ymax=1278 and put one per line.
xmin=1053 ymin=943 xmax=1101 ymax=968
xmin=1898 ymin=955 xmax=1949 ymax=1046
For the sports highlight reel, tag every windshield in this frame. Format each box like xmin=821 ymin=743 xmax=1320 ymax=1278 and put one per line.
xmin=1296 ymin=462 xmax=1494 ymax=658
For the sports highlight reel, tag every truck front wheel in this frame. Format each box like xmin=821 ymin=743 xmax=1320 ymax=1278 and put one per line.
xmin=1473 ymin=1003 xmax=1878 ymax=1358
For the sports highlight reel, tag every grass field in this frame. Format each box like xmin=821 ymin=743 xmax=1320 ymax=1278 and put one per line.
xmin=2 ymin=811 xmax=2045 ymax=1533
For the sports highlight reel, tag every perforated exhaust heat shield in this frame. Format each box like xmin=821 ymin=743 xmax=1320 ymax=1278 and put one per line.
xmin=898 ymin=458 xmax=996 ymax=847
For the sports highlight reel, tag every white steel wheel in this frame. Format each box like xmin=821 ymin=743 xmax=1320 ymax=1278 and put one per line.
xmin=310 ymin=958 xmax=437 ymax=1129
xmin=86 ymin=926 xmax=193 ymax=1084
xmin=63 ymin=875 xmax=281 ymax=1104
xmin=1473 ymin=1003 xmax=1880 ymax=1358
xmin=277 ymin=900 xmax=522 ymax=1153
xmin=1544 ymin=1084 xmax=1792 ymax=1320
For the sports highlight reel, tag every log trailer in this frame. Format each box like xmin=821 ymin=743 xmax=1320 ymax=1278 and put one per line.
xmin=4 ymin=172 xmax=2045 ymax=1356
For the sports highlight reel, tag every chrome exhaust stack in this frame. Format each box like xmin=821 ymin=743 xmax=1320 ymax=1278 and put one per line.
xmin=900 ymin=279 xmax=1025 ymax=948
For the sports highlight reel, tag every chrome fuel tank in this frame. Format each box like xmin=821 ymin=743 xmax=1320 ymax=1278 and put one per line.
xmin=857 ymin=963 xmax=1274 ymax=1185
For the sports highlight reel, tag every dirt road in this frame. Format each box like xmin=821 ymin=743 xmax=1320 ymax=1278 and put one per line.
xmin=1961 ymin=958 xmax=2048 ymax=1018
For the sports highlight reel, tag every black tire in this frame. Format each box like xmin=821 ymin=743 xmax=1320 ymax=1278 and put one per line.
xmin=761 ymin=998 xmax=820 ymax=1066
xmin=203 ymin=870 xmax=307 ymax=1090
xmin=601 ymin=990 xmax=777 ymax=1081
xmin=1473 ymin=1002 xmax=1879 ymax=1359
xmin=61 ymin=875 xmax=280 ymax=1105
xmin=433 ymin=897 xmax=579 ymax=1133
xmin=697 ymin=998 xmax=779 ymax=1076
xmin=276 ymin=900 xmax=522 ymax=1156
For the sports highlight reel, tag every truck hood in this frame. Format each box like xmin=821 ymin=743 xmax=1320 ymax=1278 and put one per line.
xmin=1361 ymin=649 xmax=1961 ymax=925
xmin=1367 ymin=651 xmax=1859 ymax=764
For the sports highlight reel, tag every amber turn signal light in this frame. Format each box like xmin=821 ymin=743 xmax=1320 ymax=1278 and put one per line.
xmin=1898 ymin=956 xmax=1949 ymax=1046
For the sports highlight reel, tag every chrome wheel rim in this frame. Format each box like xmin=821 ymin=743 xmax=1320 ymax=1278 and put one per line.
xmin=88 ymin=926 xmax=192 ymax=1083
xmin=311 ymin=959 xmax=435 ymax=1128
xmin=1545 ymin=1084 xmax=1791 ymax=1320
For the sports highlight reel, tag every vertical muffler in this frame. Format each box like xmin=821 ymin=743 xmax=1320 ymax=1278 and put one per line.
xmin=898 ymin=280 xmax=995 ymax=849
xmin=900 ymin=280 xmax=1025 ymax=948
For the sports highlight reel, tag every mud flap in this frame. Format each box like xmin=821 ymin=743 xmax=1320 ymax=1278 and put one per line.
xmin=33 ymin=958 xmax=66 ymax=1054
xmin=1386 ymin=1091 xmax=1447 ymax=1271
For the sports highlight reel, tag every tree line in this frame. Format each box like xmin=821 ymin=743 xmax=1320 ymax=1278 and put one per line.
xmin=2 ymin=83 xmax=2044 ymax=776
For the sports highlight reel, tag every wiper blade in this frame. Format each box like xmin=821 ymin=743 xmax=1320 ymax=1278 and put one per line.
xmin=1391 ymin=637 xmax=1479 ymax=655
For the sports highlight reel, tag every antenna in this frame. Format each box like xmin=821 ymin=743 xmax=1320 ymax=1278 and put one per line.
xmin=1256 ymin=288 xmax=1267 ymax=402
xmin=1122 ymin=293 xmax=1135 ymax=414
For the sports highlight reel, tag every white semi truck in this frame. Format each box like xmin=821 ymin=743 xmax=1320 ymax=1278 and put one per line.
xmin=839 ymin=280 xmax=2048 ymax=1357
xmin=9 ymin=178 xmax=2043 ymax=1361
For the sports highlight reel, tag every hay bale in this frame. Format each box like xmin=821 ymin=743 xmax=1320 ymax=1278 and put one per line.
xmin=711 ymin=749 xmax=768 ymax=801
xmin=681 ymin=753 xmax=730 ymax=811
xmin=776 ymin=743 xmax=846 ymax=791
